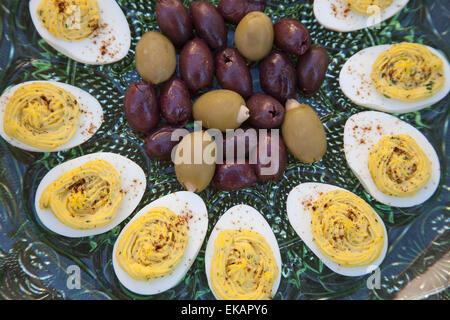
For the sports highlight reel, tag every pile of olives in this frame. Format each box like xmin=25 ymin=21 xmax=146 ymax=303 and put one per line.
xmin=124 ymin=0 xmax=329 ymax=193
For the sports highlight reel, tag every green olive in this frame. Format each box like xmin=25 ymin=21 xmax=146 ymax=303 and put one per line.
xmin=193 ymin=90 xmax=249 ymax=132
xmin=281 ymin=99 xmax=327 ymax=163
xmin=135 ymin=31 xmax=176 ymax=85
xmin=234 ymin=11 xmax=274 ymax=61
xmin=174 ymin=130 xmax=217 ymax=193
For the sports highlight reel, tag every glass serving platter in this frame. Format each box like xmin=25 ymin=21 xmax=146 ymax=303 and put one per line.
xmin=0 ymin=0 xmax=448 ymax=300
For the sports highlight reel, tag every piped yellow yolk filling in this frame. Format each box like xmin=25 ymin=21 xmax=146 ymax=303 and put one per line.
xmin=311 ymin=190 xmax=384 ymax=267
xmin=371 ymin=42 xmax=445 ymax=101
xmin=345 ymin=0 xmax=393 ymax=15
xmin=368 ymin=134 xmax=432 ymax=197
xmin=37 ymin=0 xmax=100 ymax=41
xmin=210 ymin=229 xmax=278 ymax=300
xmin=116 ymin=207 xmax=189 ymax=281
xmin=39 ymin=160 xmax=123 ymax=230
xmin=3 ymin=82 xmax=80 ymax=150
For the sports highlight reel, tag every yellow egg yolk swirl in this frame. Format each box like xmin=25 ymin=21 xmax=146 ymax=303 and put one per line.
xmin=210 ymin=229 xmax=279 ymax=300
xmin=371 ymin=43 xmax=445 ymax=101
xmin=368 ymin=134 xmax=432 ymax=197
xmin=39 ymin=160 xmax=123 ymax=230
xmin=345 ymin=0 xmax=393 ymax=15
xmin=310 ymin=190 xmax=385 ymax=267
xmin=3 ymin=82 xmax=80 ymax=150
xmin=37 ymin=0 xmax=100 ymax=41
xmin=116 ymin=207 xmax=189 ymax=281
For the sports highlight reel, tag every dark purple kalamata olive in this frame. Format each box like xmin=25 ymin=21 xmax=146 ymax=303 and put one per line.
xmin=124 ymin=81 xmax=159 ymax=134
xmin=190 ymin=1 xmax=227 ymax=50
xmin=246 ymin=0 xmax=266 ymax=12
xmin=144 ymin=126 xmax=184 ymax=160
xmin=246 ymin=93 xmax=284 ymax=128
xmin=274 ymin=18 xmax=311 ymax=56
xmin=259 ymin=51 xmax=297 ymax=102
xmin=218 ymin=0 xmax=248 ymax=24
xmin=156 ymin=0 xmax=193 ymax=48
xmin=160 ymin=76 xmax=192 ymax=126
xmin=297 ymin=46 xmax=330 ymax=95
xmin=180 ymin=38 xmax=214 ymax=94
xmin=252 ymin=131 xmax=287 ymax=181
xmin=215 ymin=47 xmax=253 ymax=98
xmin=222 ymin=126 xmax=258 ymax=161
xmin=212 ymin=161 xmax=257 ymax=191
xmin=217 ymin=0 xmax=266 ymax=24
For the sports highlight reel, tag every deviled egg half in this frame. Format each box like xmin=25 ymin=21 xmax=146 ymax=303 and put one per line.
xmin=29 ymin=0 xmax=131 ymax=64
xmin=0 ymin=81 xmax=103 ymax=152
xmin=340 ymin=42 xmax=450 ymax=113
xmin=287 ymin=182 xmax=388 ymax=277
xmin=35 ymin=152 xmax=146 ymax=237
xmin=344 ymin=111 xmax=440 ymax=207
xmin=314 ymin=0 xmax=409 ymax=32
xmin=112 ymin=191 xmax=208 ymax=295
xmin=205 ymin=205 xmax=282 ymax=300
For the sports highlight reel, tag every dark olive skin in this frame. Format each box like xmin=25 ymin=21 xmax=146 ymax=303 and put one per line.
xmin=144 ymin=126 xmax=183 ymax=160
xmin=253 ymin=132 xmax=287 ymax=181
xmin=217 ymin=0 xmax=266 ymax=24
xmin=156 ymin=0 xmax=193 ymax=48
xmin=217 ymin=0 xmax=248 ymax=24
xmin=190 ymin=1 xmax=227 ymax=50
xmin=222 ymin=126 xmax=258 ymax=161
xmin=274 ymin=18 xmax=310 ymax=56
xmin=215 ymin=47 xmax=253 ymax=98
xmin=212 ymin=161 xmax=257 ymax=191
xmin=259 ymin=51 xmax=297 ymax=102
xmin=246 ymin=0 xmax=266 ymax=12
xmin=297 ymin=46 xmax=330 ymax=95
xmin=160 ymin=76 xmax=192 ymax=126
xmin=124 ymin=82 xmax=159 ymax=134
xmin=247 ymin=93 xmax=284 ymax=128
xmin=180 ymin=38 xmax=214 ymax=94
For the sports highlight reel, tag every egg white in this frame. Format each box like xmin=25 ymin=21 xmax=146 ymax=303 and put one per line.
xmin=0 ymin=81 xmax=103 ymax=152
xmin=112 ymin=191 xmax=208 ymax=295
xmin=286 ymin=182 xmax=388 ymax=277
xmin=343 ymin=111 xmax=440 ymax=207
xmin=313 ymin=0 xmax=409 ymax=32
xmin=35 ymin=152 xmax=146 ymax=237
xmin=204 ymin=204 xmax=282 ymax=300
xmin=339 ymin=44 xmax=450 ymax=113
xmin=29 ymin=0 xmax=131 ymax=65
